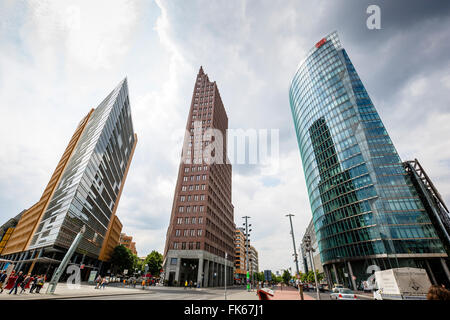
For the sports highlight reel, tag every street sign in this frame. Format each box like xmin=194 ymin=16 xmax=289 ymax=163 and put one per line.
xmin=124 ymin=269 xmax=128 ymax=275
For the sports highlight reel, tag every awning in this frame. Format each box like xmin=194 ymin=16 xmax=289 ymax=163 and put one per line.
xmin=7 ymin=257 xmax=62 ymax=264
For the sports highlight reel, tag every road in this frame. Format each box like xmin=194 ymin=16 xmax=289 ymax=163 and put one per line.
xmin=57 ymin=286 xmax=259 ymax=300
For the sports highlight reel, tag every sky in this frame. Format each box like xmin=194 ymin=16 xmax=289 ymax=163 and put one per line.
xmin=0 ymin=0 xmax=449 ymax=274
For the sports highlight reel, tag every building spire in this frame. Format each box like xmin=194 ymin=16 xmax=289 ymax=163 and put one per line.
xmin=198 ymin=65 xmax=204 ymax=75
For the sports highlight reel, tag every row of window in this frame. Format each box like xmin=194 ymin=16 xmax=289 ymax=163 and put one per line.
xmin=178 ymin=206 xmax=205 ymax=213
xmin=183 ymin=175 xmax=207 ymax=182
xmin=174 ymin=229 xmax=203 ymax=237
xmin=180 ymin=194 xmax=206 ymax=202
xmin=184 ymin=165 xmax=208 ymax=173
xmin=176 ymin=217 xmax=203 ymax=224
xmin=181 ymin=184 xmax=206 ymax=192
xmin=173 ymin=242 xmax=201 ymax=250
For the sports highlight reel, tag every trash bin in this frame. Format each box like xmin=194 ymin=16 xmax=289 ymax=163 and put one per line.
xmin=257 ymin=288 xmax=274 ymax=300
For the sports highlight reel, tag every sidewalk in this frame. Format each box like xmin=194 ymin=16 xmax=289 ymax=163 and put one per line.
xmin=271 ymin=285 xmax=315 ymax=300
xmin=210 ymin=289 xmax=259 ymax=300
xmin=0 ymin=283 xmax=152 ymax=300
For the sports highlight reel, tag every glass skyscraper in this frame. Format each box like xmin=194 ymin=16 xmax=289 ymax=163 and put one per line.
xmin=289 ymin=32 xmax=449 ymax=288
xmin=1 ymin=78 xmax=137 ymax=279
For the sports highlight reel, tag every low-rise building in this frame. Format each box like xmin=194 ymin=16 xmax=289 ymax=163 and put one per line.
xmin=119 ymin=232 xmax=137 ymax=255
xmin=0 ymin=211 xmax=25 ymax=255
xmin=301 ymin=219 xmax=324 ymax=275
xmin=234 ymin=228 xmax=246 ymax=283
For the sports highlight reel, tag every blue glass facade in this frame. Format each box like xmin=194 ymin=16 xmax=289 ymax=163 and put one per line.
xmin=289 ymin=32 xmax=446 ymax=281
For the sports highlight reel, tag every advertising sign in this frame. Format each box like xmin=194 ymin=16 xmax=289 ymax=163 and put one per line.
xmin=88 ymin=270 xmax=98 ymax=284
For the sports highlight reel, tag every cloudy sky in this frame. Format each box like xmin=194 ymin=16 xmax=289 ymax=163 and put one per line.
xmin=0 ymin=0 xmax=449 ymax=273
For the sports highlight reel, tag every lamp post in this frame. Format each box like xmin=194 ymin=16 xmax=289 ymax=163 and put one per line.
xmin=303 ymin=235 xmax=320 ymax=300
xmin=224 ymin=252 xmax=228 ymax=300
xmin=46 ymin=225 xmax=86 ymax=294
xmin=285 ymin=214 xmax=300 ymax=276
xmin=242 ymin=216 xmax=251 ymax=292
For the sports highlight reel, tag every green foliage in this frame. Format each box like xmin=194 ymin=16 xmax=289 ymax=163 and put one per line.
xmin=110 ymin=245 xmax=134 ymax=274
xmin=255 ymin=272 xmax=265 ymax=282
xmin=282 ymin=269 xmax=291 ymax=284
xmin=301 ymin=270 xmax=325 ymax=283
xmin=270 ymin=273 xmax=281 ymax=283
xmin=142 ymin=250 xmax=163 ymax=276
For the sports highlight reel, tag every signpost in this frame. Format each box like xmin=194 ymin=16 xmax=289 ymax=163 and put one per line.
xmin=224 ymin=253 xmax=228 ymax=300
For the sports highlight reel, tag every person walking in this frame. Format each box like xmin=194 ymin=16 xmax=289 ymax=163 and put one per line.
xmin=101 ymin=277 xmax=108 ymax=289
xmin=8 ymin=271 xmax=24 ymax=295
xmin=184 ymin=280 xmax=188 ymax=289
xmin=20 ymin=273 xmax=32 ymax=294
xmin=95 ymin=275 xmax=102 ymax=289
xmin=0 ymin=270 xmax=7 ymax=293
xmin=35 ymin=275 xmax=45 ymax=293
xmin=29 ymin=275 xmax=39 ymax=293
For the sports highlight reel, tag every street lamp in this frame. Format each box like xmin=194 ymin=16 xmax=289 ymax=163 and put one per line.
xmin=303 ymin=235 xmax=320 ymax=300
xmin=242 ymin=216 xmax=251 ymax=292
xmin=285 ymin=214 xmax=300 ymax=276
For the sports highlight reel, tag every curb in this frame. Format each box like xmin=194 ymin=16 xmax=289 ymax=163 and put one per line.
xmin=1 ymin=289 xmax=156 ymax=300
xmin=51 ymin=291 xmax=156 ymax=300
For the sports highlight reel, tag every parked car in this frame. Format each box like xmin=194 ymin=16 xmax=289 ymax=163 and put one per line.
xmin=332 ymin=284 xmax=344 ymax=293
xmin=330 ymin=288 xmax=357 ymax=300
xmin=318 ymin=283 xmax=327 ymax=292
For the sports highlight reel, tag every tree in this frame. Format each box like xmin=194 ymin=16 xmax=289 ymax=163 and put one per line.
xmin=282 ymin=269 xmax=291 ymax=284
xmin=305 ymin=270 xmax=324 ymax=283
xmin=143 ymin=250 xmax=163 ymax=276
xmin=255 ymin=272 xmax=265 ymax=282
xmin=110 ymin=245 xmax=134 ymax=274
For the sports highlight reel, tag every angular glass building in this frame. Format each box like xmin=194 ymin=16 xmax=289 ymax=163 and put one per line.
xmin=0 ymin=79 xmax=137 ymax=279
xmin=289 ymin=32 xmax=450 ymax=288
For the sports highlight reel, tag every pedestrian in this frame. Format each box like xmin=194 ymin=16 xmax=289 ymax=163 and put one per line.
xmin=35 ymin=275 xmax=45 ymax=293
xmin=29 ymin=275 xmax=39 ymax=293
xmin=0 ymin=270 xmax=7 ymax=293
xmin=184 ymin=280 xmax=188 ymax=289
xmin=101 ymin=277 xmax=108 ymax=289
xmin=8 ymin=271 xmax=24 ymax=295
xmin=427 ymin=285 xmax=450 ymax=300
xmin=20 ymin=273 xmax=32 ymax=294
xmin=95 ymin=274 xmax=102 ymax=289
